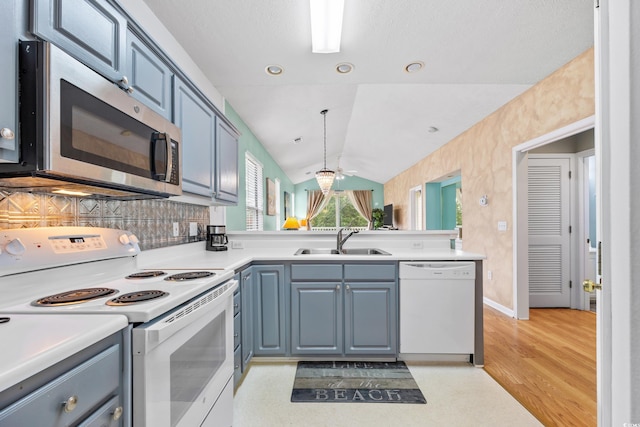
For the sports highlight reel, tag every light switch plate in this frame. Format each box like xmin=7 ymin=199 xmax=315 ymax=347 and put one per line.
xmin=498 ymin=221 xmax=508 ymax=231
xmin=189 ymin=222 xmax=197 ymax=236
xmin=172 ymin=222 xmax=179 ymax=237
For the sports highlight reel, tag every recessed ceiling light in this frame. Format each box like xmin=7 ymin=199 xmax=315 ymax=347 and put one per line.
xmin=265 ymin=65 xmax=284 ymax=76
xmin=405 ymin=61 xmax=424 ymax=73
xmin=336 ymin=62 xmax=354 ymax=74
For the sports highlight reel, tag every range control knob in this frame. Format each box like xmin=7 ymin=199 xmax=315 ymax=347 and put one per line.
xmin=129 ymin=234 xmax=140 ymax=244
xmin=118 ymin=234 xmax=131 ymax=245
xmin=5 ymin=238 xmax=26 ymax=256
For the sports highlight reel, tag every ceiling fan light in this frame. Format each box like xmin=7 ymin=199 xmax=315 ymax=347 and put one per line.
xmin=310 ymin=0 xmax=344 ymax=53
xmin=315 ymin=169 xmax=335 ymax=194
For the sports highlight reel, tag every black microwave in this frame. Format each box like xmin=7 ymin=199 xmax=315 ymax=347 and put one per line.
xmin=0 ymin=41 xmax=181 ymax=199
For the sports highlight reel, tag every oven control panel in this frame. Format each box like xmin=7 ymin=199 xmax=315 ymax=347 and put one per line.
xmin=49 ymin=235 xmax=106 ymax=253
xmin=0 ymin=227 xmax=140 ymax=277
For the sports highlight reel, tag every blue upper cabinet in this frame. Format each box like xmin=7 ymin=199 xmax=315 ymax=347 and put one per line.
xmin=174 ymin=77 xmax=240 ymax=204
xmin=126 ymin=30 xmax=173 ymax=120
xmin=173 ymin=77 xmax=216 ymax=197
xmin=215 ymin=120 xmax=239 ymax=204
xmin=32 ymin=0 xmax=127 ymax=84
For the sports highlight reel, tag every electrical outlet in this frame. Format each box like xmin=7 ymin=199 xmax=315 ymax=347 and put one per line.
xmin=172 ymin=222 xmax=179 ymax=237
xmin=189 ymin=222 xmax=197 ymax=236
xmin=488 ymin=270 xmax=493 ymax=280
xmin=498 ymin=221 xmax=508 ymax=231
xmin=231 ymin=240 xmax=243 ymax=249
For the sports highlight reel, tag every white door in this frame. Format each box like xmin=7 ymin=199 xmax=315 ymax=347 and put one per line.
xmin=527 ymin=156 xmax=571 ymax=307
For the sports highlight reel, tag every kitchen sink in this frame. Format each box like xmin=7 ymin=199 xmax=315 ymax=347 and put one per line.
xmin=294 ymin=248 xmax=391 ymax=256
xmin=340 ymin=248 xmax=390 ymax=255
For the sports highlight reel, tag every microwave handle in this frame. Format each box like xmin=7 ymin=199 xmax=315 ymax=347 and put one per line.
xmin=151 ymin=132 xmax=172 ymax=182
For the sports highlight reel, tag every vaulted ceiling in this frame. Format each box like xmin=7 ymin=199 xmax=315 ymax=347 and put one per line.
xmin=143 ymin=0 xmax=594 ymax=184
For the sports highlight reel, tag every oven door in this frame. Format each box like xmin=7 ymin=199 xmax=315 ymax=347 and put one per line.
xmin=132 ymin=280 xmax=237 ymax=427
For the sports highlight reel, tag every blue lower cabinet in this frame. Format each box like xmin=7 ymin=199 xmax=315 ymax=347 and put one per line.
xmin=253 ymin=265 xmax=286 ymax=356
xmin=344 ymin=282 xmax=397 ymax=355
xmin=290 ymin=263 xmax=398 ymax=357
xmin=291 ymin=282 xmax=343 ymax=355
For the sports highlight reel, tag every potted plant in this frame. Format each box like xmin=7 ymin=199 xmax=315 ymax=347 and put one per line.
xmin=372 ymin=208 xmax=385 ymax=229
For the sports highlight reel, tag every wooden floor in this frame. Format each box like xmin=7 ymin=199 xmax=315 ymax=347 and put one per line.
xmin=483 ymin=305 xmax=597 ymax=427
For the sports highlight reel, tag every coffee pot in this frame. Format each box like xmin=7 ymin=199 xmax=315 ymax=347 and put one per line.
xmin=206 ymin=225 xmax=228 ymax=251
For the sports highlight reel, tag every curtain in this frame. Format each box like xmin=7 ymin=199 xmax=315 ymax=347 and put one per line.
xmin=306 ymin=190 xmax=332 ymax=230
xmin=347 ymin=190 xmax=374 ymax=229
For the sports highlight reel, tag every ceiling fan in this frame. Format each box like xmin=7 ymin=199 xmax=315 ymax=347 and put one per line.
xmin=335 ymin=156 xmax=357 ymax=180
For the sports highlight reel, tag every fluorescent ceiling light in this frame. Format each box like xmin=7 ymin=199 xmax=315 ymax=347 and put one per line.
xmin=310 ymin=0 xmax=344 ymax=53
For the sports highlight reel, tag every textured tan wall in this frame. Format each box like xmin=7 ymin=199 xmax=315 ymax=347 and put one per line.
xmin=384 ymin=48 xmax=595 ymax=309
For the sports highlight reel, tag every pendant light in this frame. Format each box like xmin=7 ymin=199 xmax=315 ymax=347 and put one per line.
xmin=315 ymin=109 xmax=335 ymax=195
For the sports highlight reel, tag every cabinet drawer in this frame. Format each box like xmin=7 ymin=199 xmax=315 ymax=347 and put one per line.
xmin=344 ymin=264 xmax=396 ymax=281
xmin=77 ymin=395 xmax=122 ymax=427
xmin=0 ymin=344 xmax=121 ymax=427
xmin=233 ymin=312 xmax=241 ymax=349
xmin=291 ymin=264 xmax=342 ymax=280
xmin=233 ymin=291 xmax=241 ymax=315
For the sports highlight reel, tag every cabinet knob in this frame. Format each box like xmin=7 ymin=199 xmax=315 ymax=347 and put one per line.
xmin=63 ymin=395 xmax=78 ymax=413
xmin=0 ymin=128 xmax=15 ymax=140
xmin=346 ymin=285 xmax=350 ymax=292
xmin=336 ymin=285 xmax=340 ymax=291
xmin=119 ymin=76 xmax=134 ymax=94
xmin=112 ymin=406 xmax=123 ymax=421
xmin=234 ymin=333 xmax=239 ymax=338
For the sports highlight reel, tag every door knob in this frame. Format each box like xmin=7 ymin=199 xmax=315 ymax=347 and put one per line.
xmin=582 ymin=279 xmax=602 ymax=292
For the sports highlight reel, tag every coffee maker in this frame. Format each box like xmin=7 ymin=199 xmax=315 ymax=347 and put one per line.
xmin=206 ymin=225 xmax=228 ymax=251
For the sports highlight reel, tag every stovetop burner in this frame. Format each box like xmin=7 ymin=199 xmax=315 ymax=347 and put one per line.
xmin=106 ymin=290 xmax=168 ymax=306
xmin=126 ymin=271 xmax=167 ymax=279
xmin=33 ymin=288 xmax=118 ymax=306
xmin=164 ymin=271 xmax=215 ymax=282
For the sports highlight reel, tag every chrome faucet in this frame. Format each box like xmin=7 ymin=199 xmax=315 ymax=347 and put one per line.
xmin=337 ymin=228 xmax=359 ymax=252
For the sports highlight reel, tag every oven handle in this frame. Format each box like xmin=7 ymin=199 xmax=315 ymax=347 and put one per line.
xmin=145 ymin=279 xmax=238 ymax=346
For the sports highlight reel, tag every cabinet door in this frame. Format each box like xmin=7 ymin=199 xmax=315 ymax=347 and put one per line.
xmin=126 ymin=30 xmax=172 ymax=120
xmin=32 ymin=0 xmax=127 ymax=83
xmin=0 ymin=0 xmax=21 ymax=163
xmin=214 ymin=119 xmax=239 ymax=204
xmin=173 ymin=77 xmax=216 ymax=197
xmin=344 ymin=282 xmax=397 ymax=355
xmin=240 ymin=267 xmax=254 ymax=369
xmin=291 ymin=282 xmax=343 ymax=355
xmin=253 ymin=265 xmax=286 ymax=355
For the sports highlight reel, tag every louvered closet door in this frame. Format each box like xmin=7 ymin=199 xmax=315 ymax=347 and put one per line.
xmin=528 ymin=157 xmax=571 ymax=307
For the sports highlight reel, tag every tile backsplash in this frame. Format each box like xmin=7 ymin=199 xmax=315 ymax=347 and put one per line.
xmin=0 ymin=190 xmax=208 ymax=250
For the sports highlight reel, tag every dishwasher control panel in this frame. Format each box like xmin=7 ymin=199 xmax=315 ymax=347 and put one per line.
xmin=399 ymin=262 xmax=476 ymax=280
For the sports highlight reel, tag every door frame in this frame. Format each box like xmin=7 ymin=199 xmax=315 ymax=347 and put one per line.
xmin=512 ymin=115 xmax=595 ymax=320
xmin=576 ymin=148 xmax=596 ymax=312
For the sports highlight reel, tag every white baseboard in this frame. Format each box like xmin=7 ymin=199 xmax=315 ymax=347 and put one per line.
xmin=483 ymin=297 xmax=515 ymax=318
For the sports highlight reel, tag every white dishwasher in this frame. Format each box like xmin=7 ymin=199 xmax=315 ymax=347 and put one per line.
xmin=399 ymin=261 xmax=475 ymax=354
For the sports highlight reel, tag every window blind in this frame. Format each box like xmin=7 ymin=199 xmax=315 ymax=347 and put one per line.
xmin=245 ymin=154 xmax=264 ymax=231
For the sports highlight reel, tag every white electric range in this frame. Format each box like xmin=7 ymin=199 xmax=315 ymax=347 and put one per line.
xmin=0 ymin=227 xmax=237 ymax=427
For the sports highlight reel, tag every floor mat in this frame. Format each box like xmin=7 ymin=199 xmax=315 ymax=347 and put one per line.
xmin=291 ymin=361 xmax=427 ymax=404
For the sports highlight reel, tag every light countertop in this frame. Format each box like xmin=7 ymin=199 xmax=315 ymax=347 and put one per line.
xmin=0 ymin=314 xmax=128 ymax=392
xmin=137 ymin=240 xmax=484 ymax=272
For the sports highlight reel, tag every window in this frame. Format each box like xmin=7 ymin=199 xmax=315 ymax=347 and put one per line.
xmin=313 ymin=192 xmax=368 ymax=229
xmin=245 ymin=153 xmax=263 ymax=231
